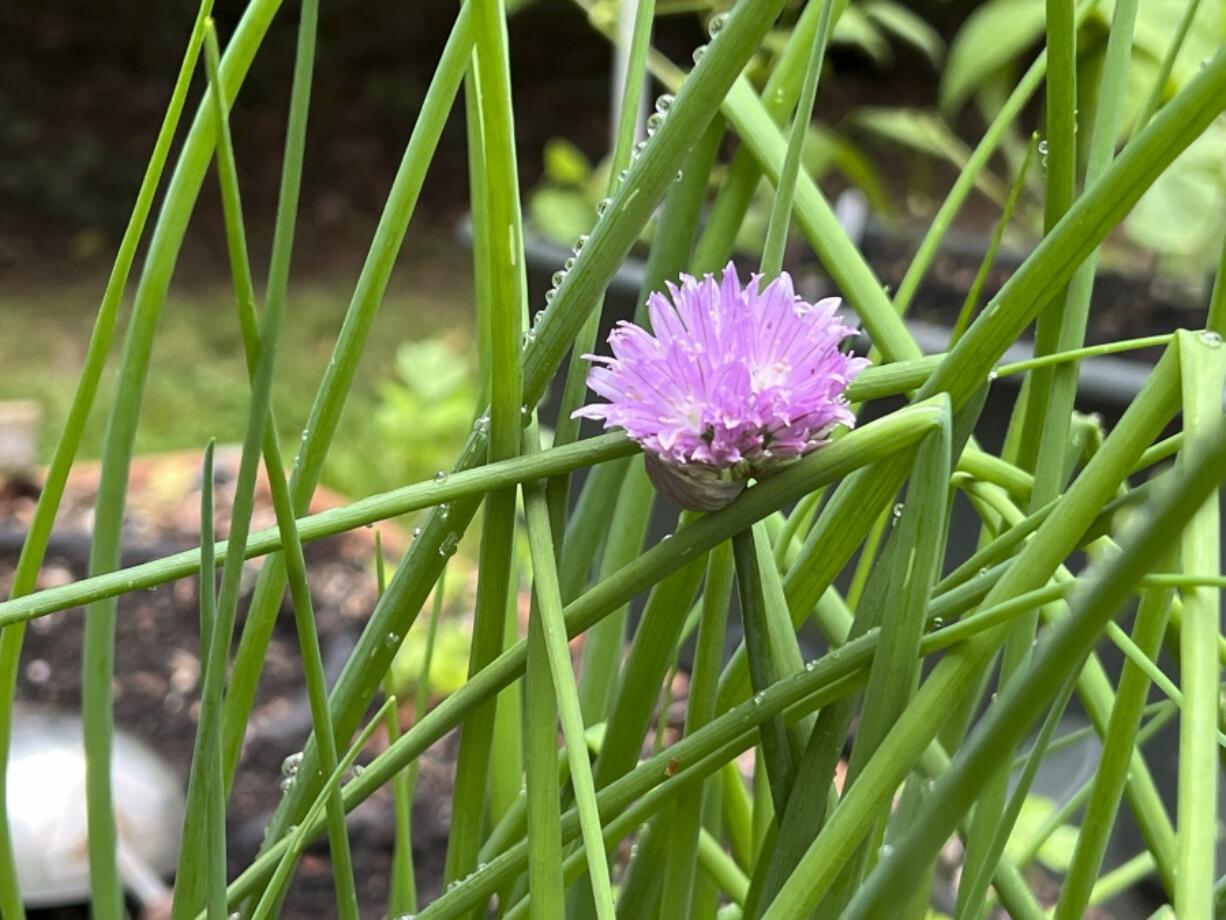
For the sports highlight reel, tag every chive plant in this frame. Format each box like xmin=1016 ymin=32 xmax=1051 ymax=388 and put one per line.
xmin=2 ymin=0 xmax=1225 ymax=918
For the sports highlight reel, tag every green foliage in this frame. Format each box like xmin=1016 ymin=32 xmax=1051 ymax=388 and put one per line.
xmin=1005 ymin=794 xmax=1082 ymax=871
xmin=832 ymin=0 xmax=945 ymax=67
xmin=933 ymin=0 xmax=1226 ymax=278
xmin=392 ymin=611 xmax=475 ymax=697
xmin=362 ymin=336 xmax=482 ymax=493
xmin=1126 ymin=119 xmax=1226 ymax=276
xmin=943 ymin=0 xmax=1225 ymax=119
xmin=527 ymin=139 xmax=609 ymax=245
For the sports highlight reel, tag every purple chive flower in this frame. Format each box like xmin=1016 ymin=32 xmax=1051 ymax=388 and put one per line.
xmin=574 ymin=262 xmax=868 ymax=511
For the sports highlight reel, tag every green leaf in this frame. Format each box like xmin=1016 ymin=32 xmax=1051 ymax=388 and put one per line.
xmin=831 ymin=6 xmax=892 ymax=66
xmin=941 ymin=0 xmax=1047 ymax=112
xmin=863 ymin=0 xmax=945 ymax=66
xmin=1005 ymin=795 xmax=1081 ymax=871
xmin=392 ymin=617 xmax=473 ymax=696
xmin=529 ymin=187 xmax=599 ymax=245
xmin=1125 ymin=119 xmax=1226 ymax=269
xmin=851 ymin=107 xmax=1009 ymax=203
xmin=807 ymin=126 xmax=893 ymax=215
xmin=395 ymin=339 xmax=472 ymax=401
xmin=543 ymin=136 xmax=594 ymax=185
xmin=853 ymin=107 xmax=966 ymax=161
xmin=1132 ymin=0 xmax=1224 ymax=89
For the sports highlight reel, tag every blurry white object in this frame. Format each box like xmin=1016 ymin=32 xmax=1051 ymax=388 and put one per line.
xmin=0 ymin=400 xmax=40 ymax=473
xmin=834 ymin=188 xmax=870 ymax=248
xmin=6 ymin=704 xmax=184 ymax=909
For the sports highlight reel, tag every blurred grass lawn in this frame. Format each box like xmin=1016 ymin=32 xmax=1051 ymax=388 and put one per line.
xmin=0 ymin=274 xmax=474 ymax=501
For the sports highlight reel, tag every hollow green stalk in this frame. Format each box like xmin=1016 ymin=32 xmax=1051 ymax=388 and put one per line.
xmin=949 ymin=134 xmax=1039 ymax=345
xmin=220 ymin=2 xmax=476 ymax=787
xmin=0 ymin=35 xmax=215 ymax=911
xmin=197 ymin=439 xmax=225 ymax=920
xmin=378 ymin=534 xmax=420 ymax=917
xmin=764 ymin=348 xmax=1183 ymax=917
xmin=522 ymin=423 xmax=615 ymax=919
xmin=444 ymin=0 xmax=525 ymax=890
xmin=1174 ymin=330 xmax=1224 ymax=917
xmin=733 ymin=529 xmax=795 ymax=815
xmin=0 ymin=435 xmax=634 ymax=628
xmin=249 ymin=697 xmax=395 ymax=920
xmin=1133 ymin=0 xmax=1206 ymax=133
xmin=840 ymin=393 xmax=1226 ymax=920
xmin=660 ymin=541 xmax=735 ymax=918
xmin=759 ymin=0 xmax=835 ymax=278
xmin=182 ymin=7 xmax=364 ymax=917
xmin=549 ymin=0 xmax=655 ymax=471
xmin=1055 ymin=572 xmax=1176 ymax=918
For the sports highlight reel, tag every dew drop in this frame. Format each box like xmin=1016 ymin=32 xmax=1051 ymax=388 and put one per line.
xmin=551 ymin=269 xmax=567 ymax=287
xmin=618 ymin=168 xmax=630 ymax=182
xmin=752 ymin=691 xmax=766 ymax=705
xmin=892 ymin=502 xmax=905 ymax=519
xmin=805 ymin=659 xmax=817 ymax=672
xmin=1201 ymin=331 xmax=1223 ymax=347
xmin=932 ymin=616 xmax=945 ymax=628
xmin=708 ymin=12 xmax=728 ymax=36
xmin=692 ymin=44 xmax=708 ymax=63
xmin=987 ymin=369 xmax=998 ymax=382
xmin=545 ymin=288 xmax=556 ymax=304
xmin=434 ymin=470 xmax=448 ymax=483
xmin=412 ymin=527 xmax=422 ymax=538
xmin=655 ymin=94 xmax=675 ymax=114
xmin=573 ymin=233 xmax=589 ymax=253
xmin=675 ymin=170 xmax=684 ymax=183
xmin=520 ymin=330 xmax=536 ymax=348
xmin=596 ymin=197 xmax=612 ymax=216
xmin=385 ymin=632 xmax=401 ymax=648
xmin=646 ymin=112 xmax=665 ymax=134
xmin=440 ymin=502 xmax=451 ymax=520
